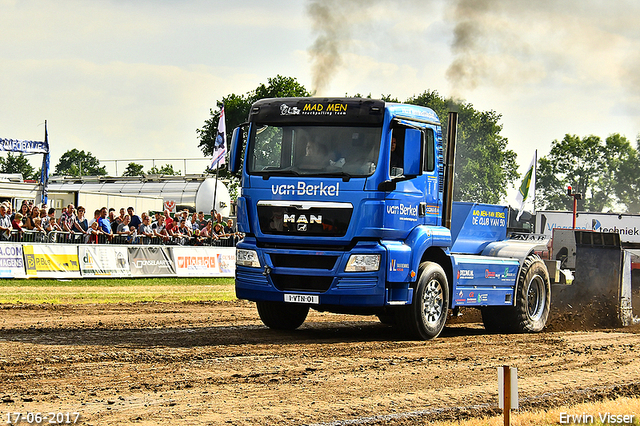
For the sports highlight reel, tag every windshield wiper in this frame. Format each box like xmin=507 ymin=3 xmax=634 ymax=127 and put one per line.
xmin=312 ymin=171 xmax=353 ymax=181
xmin=256 ymin=168 xmax=302 ymax=179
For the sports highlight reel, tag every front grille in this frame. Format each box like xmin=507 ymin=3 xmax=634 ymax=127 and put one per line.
xmin=270 ymin=254 xmax=338 ymax=270
xmin=271 ymin=274 xmax=333 ymax=293
xmin=257 ymin=204 xmax=352 ymax=237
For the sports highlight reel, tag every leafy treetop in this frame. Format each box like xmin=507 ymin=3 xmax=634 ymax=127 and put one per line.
xmin=0 ymin=153 xmax=37 ymax=180
xmin=537 ymin=133 xmax=637 ymax=212
xmin=54 ymin=149 xmax=106 ymax=177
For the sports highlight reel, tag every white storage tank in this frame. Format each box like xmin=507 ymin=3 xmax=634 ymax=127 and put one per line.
xmin=47 ymin=176 xmax=232 ymax=217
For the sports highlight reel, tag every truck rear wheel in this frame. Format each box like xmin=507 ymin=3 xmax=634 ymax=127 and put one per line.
xmin=513 ymin=254 xmax=550 ymax=332
xmin=482 ymin=254 xmax=550 ymax=333
xmin=256 ymin=301 xmax=309 ymax=330
xmin=397 ymin=262 xmax=449 ymax=340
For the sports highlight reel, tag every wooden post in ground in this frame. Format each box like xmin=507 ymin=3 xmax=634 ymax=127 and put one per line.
xmin=503 ymin=365 xmax=511 ymax=426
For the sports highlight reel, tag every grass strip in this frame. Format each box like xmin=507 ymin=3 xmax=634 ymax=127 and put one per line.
xmin=0 ymin=277 xmax=234 ymax=287
xmin=0 ymin=277 xmax=236 ymax=304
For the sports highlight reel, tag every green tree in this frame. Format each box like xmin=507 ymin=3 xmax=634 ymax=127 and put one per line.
xmin=407 ymin=90 xmax=519 ymax=204
xmin=197 ymin=93 xmax=249 ymax=159
xmin=614 ymin=139 xmax=640 ymax=214
xmin=380 ymin=94 xmax=399 ymax=102
xmin=536 ymin=134 xmax=634 ymax=212
xmin=197 ymin=75 xmax=311 ymax=158
xmin=599 ymin=134 xmax=636 ymax=212
xmin=122 ymin=162 xmax=144 ymax=177
xmin=252 ymin=75 xmax=311 ymax=101
xmin=0 ymin=153 xmax=36 ymax=180
xmin=148 ymin=164 xmax=180 ymax=175
xmin=54 ymin=149 xmax=106 ymax=177
xmin=197 ymin=75 xmax=311 ymax=195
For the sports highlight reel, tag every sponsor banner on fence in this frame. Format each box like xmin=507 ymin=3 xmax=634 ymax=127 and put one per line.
xmin=173 ymin=247 xmax=235 ymax=277
xmin=23 ymin=245 xmax=81 ymax=278
xmin=0 ymin=244 xmax=27 ymax=278
xmin=79 ymin=245 xmax=131 ymax=277
xmin=128 ymin=246 xmax=176 ymax=276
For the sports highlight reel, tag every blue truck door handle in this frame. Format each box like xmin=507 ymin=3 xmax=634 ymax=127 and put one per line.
xmin=419 ymin=202 xmax=427 ymax=217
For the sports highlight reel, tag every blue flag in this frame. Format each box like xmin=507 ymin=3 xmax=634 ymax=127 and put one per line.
xmin=40 ymin=122 xmax=50 ymax=205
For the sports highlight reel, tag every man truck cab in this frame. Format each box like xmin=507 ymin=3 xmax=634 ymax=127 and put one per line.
xmin=229 ymin=98 xmax=550 ymax=340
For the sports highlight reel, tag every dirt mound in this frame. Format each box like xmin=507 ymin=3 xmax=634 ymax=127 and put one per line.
xmin=1 ymin=301 xmax=639 ymax=425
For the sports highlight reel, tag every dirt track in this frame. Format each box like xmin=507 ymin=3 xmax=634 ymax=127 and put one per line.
xmin=1 ymin=301 xmax=639 ymax=425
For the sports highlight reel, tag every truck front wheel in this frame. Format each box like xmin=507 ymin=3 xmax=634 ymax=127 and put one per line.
xmin=397 ymin=262 xmax=449 ymax=340
xmin=256 ymin=301 xmax=309 ymax=330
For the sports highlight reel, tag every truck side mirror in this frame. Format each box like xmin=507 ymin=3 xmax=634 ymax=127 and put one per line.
xmin=229 ymin=126 xmax=245 ymax=175
xmin=403 ymin=128 xmax=422 ymax=177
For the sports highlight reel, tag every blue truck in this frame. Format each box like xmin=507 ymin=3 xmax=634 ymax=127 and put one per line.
xmin=228 ymin=97 xmax=551 ymax=339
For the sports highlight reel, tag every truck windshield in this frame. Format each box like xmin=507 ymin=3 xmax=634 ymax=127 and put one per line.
xmin=247 ymin=124 xmax=382 ymax=177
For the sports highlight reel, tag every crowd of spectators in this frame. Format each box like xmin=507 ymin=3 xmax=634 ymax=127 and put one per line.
xmin=0 ymin=199 xmax=240 ymax=246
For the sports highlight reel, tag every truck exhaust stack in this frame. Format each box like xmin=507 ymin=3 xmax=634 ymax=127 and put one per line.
xmin=442 ymin=111 xmax=458 ymax=230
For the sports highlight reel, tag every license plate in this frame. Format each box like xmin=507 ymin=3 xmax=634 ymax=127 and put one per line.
xmin=284 ymin=294 xmax=319 ymax=304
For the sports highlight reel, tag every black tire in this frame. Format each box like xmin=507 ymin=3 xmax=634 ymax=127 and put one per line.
xmin=256 ymin=301 xmax=309 ymax=330
xmin=376 ymin=313 xmax=396 ymax=326
xmin=397 ymin=262 xmax=449 ymax=340
xmin=482 ymin=254 xmax=550 ymax=333
xmin=481 ymin=306 xmax=510 ymax=333
xmin=513 ymin=254 xmax=550 ymax=332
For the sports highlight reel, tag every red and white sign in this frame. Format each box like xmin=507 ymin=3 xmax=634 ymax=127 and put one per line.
xmin=164 ymin=200 xmax=176 ymax=213
xmin=172 ymin=247 xmax=235 ymax=277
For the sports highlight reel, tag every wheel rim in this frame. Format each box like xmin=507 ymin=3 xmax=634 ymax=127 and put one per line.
xmin=422 ymin=278 xmax=444 ymax=327
xmin=526 ymin=274 xmax=546 ymax=321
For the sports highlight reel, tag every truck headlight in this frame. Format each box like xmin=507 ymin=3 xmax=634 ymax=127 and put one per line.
xmin=345 ymin=254 xmax=380 ymax=272
xmin=236 ymin=249 xmax=261 ymax=268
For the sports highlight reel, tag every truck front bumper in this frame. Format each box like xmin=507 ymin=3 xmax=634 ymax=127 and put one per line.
xmin=235 ymin=239 xmax=388 ymax=307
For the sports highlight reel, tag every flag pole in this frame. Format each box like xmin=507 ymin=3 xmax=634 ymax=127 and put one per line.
xmin=533 ymin=149 xmax=537 ymax=214
xmin=210 ymin=104 xmax=225 ymax=221
xmin=515 ymin=151 xmax=535 ymax=222
xmin=213 ymin=162 xmax=219 ymax=220
xmin=40 ymin=120 xmax=50 ymax=207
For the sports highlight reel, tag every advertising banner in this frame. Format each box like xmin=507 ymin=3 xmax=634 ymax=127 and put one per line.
xmin=536 ymin=211 xmax=640 ymax=244
xmin=173 ymin=247 xmax=235 ymax=277
xmin=0 ymin=138 xmax=49 ymax=154
xmin=0 ymin=244 xmax=27 ymax=278
xmin=128 ymin=246 xmax=176 ymax=276
xmin=23 ymin=245 xmax=81 ymax=278
xmin=79 ymin=245 xmax=131 ymax=277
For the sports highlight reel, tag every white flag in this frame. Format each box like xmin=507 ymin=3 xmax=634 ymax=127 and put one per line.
xmin=516 ymin=151 xmax=536 ymax=221
xmin=209 ymin=107 xmax=226 ymax=169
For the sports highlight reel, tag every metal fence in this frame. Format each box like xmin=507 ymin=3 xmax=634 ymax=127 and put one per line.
xmin=2 ymin=229 xmax=239 ymax=247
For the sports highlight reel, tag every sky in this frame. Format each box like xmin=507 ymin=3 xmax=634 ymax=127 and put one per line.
xmin=2 ymin=0 xmax=640 ymax=205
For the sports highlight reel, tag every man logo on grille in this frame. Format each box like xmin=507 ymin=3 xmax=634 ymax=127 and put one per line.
xmin=284 ymin=214 xmax=322 ymax=224
xmin=297 ymin=223 xmax=307 ymax=232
